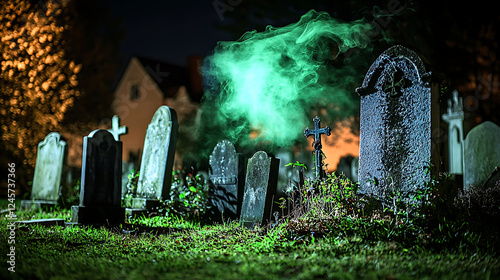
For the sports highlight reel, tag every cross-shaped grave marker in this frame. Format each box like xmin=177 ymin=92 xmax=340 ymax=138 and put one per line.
xmin=304 ymin=116 xmax=331 ymax=178
xmin=108 ymin=115 xmax=128 ymax=141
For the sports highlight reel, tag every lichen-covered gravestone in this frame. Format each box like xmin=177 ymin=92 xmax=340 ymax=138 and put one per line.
xmin=71 ymin=130 xmax=124 ymax=224
xmin=131 ymin=106 xmax=178 ymax=211
xmin=21 ymin=132 xmax=67 ymax=210
xmin=209 ymin=139 xmax=241 ymax=220
xmin=355 ymin=45 xmax=440 ymax=196
xmin=463 ymin=121 xmax=500 ymax=189
xmin=240 ymin=151 xmax=279 ymax=228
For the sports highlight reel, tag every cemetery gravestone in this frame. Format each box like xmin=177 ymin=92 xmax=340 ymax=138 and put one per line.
xmin=131 ymin=106 xmax=178 ymax=210
xmin=21 ymin=132 xmax=67 ymax=210
xmin=336 ymin=156 xmax=359 ymax=182
xmin=240 ymin=151 xmax=279 ymax=228
xmin=71 ymin=129 xmax=124 ymax=224
xmin=336 ymin=155 xmax=355 ymax=181
xmin=355 ymin=45 xmax=440 ymax=196
xmin=442 ymin=90 xmax=464 ymax=174
xmin=463 ymin=121 xmax=500 ymax=189
xmin=209 ymin=139 xmax=240 ymax=220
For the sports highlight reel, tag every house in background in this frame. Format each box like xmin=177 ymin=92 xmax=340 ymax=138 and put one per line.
xmin=112 ymin=55 xmax=203 ymax=168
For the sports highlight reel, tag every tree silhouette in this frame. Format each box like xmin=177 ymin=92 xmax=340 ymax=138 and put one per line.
xmin=0 ymin=0 xmax=81 ymax=169
xmin=0 ymin=0 xmax=122 ymax=193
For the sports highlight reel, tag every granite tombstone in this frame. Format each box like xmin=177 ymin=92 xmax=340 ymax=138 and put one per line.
xmin=355 ymin=45 xmax=440 ymax=196
xmin=71 ymin=129 xmax=124 ymax=224
xmin=209 ymin=139 xmax=241 ymax=220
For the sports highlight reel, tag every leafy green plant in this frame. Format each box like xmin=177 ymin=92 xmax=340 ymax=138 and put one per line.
xmin=60 ymin=178 xmax=80 ymax=208
xmin=163 ymin=170 xmax=210 ymax=219
xmin=285 ymin=161 xmax=307 ymax=169
xmin=123 ymin=169 xmax=139 ymax=207
xmin=281 ymin=172 xmax=361 ymax=223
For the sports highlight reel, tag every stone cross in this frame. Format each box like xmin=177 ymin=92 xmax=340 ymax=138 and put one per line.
xmin=304 ymin=116 xmax=331 ymax=178
xmin=108 ymin=115 xmax=128 ymax=141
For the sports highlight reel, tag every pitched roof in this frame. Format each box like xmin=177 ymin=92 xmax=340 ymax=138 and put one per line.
xmin=135 ymin=56 xmax=189 ymax=99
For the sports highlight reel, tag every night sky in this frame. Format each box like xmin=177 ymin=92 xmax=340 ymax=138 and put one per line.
xmin=108 ymin=0 xmax=237 ymax=67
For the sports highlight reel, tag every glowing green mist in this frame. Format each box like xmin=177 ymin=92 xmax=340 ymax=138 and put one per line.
xmin=201 ymin=10 xmax=374 ymax=150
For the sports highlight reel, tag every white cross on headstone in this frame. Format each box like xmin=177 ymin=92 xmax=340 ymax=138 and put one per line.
xmin=108 ymin=115 xmax=128 ymax=141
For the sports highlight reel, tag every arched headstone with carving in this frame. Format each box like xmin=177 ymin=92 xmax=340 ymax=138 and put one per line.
xmin=355 ymin=45 xmax=440 ymax=196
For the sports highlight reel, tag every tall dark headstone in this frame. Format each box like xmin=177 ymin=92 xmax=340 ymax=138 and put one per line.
xmin=71 ymin=130 xmax=124 ymax=224
xmin=355 ymin=45 xmax=440 ymax=196
xmin=209 ymin=140 xmax=241 ymax=220
xmin=240 ymin=151 xmax=279 ymax=228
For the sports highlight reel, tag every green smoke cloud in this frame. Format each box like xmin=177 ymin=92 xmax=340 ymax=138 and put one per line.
xmin=199 ymin=10 xmax=374 ymax=153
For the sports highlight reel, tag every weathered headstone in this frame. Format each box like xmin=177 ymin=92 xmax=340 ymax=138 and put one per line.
xmin=355 ymin=45 xmax=440 ymax=196
xmin=209 ymin=140 xmax=240 ymax=220
xmin=442 ymin=90 xmax=464 ymax=174
xmin=240 ymin=151 xmax=279 ymax=228
xmin=463 ymin=121 xmax=500 ymax=189
xmin=131 ymin=106 xmax=178 ymax=210
xmin=108 ymin=115 xmax=128 ymax=141
xmin=71 ymin=130 xmax=124 ymax=224
xmin=21 ymin=132 xmax=67 ymax=210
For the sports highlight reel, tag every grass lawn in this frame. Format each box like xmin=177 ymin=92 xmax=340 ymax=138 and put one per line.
xmin=1 ymin=205 xmax=499 ymax=280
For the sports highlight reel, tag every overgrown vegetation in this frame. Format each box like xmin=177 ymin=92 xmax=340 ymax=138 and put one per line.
xmin=1 ymin=167 xmax=499 ymax=279
xmin=277 ymin=165 xmax=500 ymax=253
